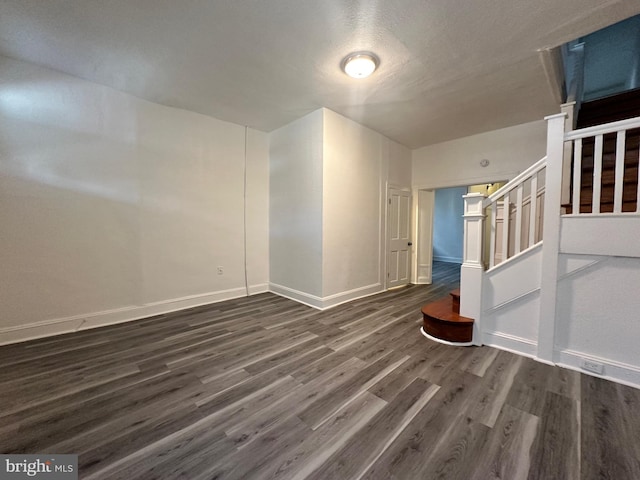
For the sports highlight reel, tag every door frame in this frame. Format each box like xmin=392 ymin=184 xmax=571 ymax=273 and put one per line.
xmin=414 ymin=188 xmax=435 ymax=284
xmin=413 ymin=176 xmax=509 ymax=285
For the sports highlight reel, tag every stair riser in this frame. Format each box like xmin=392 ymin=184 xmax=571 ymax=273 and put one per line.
xmin=420 ymin=291 xmax=473 ymax=344
xmin=450 ymin=288 xmax=461 ymax=314
xmin=422 ymin=316 xmax=473 ymax=343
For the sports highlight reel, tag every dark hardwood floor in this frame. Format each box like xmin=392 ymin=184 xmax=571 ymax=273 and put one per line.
xmin=1 ymin=261 xmax=639 ymax=479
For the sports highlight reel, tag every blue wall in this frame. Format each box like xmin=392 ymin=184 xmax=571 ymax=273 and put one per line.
xmin=433 ymin=186 xmax=466 ymax=264
xmin=564 ymin=15 xmax=640 ymax=101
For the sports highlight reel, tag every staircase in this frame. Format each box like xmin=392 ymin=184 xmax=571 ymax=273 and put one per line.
xmin=564 ymin=89 xmax=640 ymax=214
xmin=420 ymin=289 xmax=474 ymax=346
xmin=445 ymin=94 xmax=640 ymax=388
xmin=420 ymin=90 xmax=640 ymax=350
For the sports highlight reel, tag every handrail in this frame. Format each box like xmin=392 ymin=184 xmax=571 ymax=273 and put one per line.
xmin=484 ymin=156 xmax=547 ymax=207
xmin=565 ymin=115 xmax=640 ymax=141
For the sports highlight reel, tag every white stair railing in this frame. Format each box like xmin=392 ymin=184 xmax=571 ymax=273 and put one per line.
xmin=565 ymin=117 xmax=640 ymax=215
xmin=483 ymin=157 xmax=547 ymax=268
xmin=460 ymin=114 xmax=564 ymax=350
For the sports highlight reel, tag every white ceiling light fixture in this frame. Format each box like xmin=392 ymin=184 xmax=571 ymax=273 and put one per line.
xmin=342 ymin=52 xmax=379 ymax=79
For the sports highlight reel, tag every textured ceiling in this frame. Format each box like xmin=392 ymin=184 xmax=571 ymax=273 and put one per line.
xmin=1 ymin=0 xmax=639 ymax=148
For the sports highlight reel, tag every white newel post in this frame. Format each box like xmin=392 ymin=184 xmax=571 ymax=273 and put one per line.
xmin=460 ymin=192 xmax=486 ymax=346
xmin=537 ymin=112 xmax=567 ymax=364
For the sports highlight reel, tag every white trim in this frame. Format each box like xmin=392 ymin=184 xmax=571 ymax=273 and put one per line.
xmin=562 ymin=212 xmax=640 ymax=218
xmin=484 ymin=157 xmax=546 ymax=205
xmin=321 ymin=283 xmax=384 ymax=309
xmin=268 ymin=282 xmax=384 ymax=311
xmin=247 ymin=283 xmax=269 ymax=295
xmin=557 ymin=257 xmax=606 ymax=281
xmin=537 ymin=113 xmax=566 ymax=362
xmin=482 ymin=331 xmax=538 ymax=358
xmin=415 ymin=188 xmax=435 ymax=286
xmin=420 ymin=327 xmax=473 ymax=347
xmin=538 ymin=47 xmax=563 ymax=105
xmin=556 ymin=349 xmax=640 ymax=390
xmin=534 ymin=357 xmax=556 ymax=367
xmin=484 ymin=287 xmax=540 ymax=313
xmin=486 ymin=242 xmax=543 ymax=274
xmin=268 ymin=283 xmax=324 ymax=309
xmin=565 ymin=115 xmax=640 ymax=141
xmin=413 ymin=173 xmax=515 ymax=192
xmin=0 ymin=287 xmax=258 ymax=345
xmin=544 ymin=112 xmax=568 ymax=121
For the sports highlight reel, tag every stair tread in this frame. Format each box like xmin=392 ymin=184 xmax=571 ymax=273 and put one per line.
xmin=421 ymin=298 xmax=474 ymax=324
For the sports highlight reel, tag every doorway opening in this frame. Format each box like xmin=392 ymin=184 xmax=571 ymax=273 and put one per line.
xmin=415 ymin=182 xmax=505 ymax=285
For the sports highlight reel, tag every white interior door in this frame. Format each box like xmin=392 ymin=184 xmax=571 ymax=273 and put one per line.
xmin=416 ymin=189 xmax=435 ymax=284
xmin=387 ymin=188 xmax=411 ymax=288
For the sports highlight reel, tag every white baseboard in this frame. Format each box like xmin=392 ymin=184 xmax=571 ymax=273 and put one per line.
xmin=556 ymin=349 xmax=640 ymax=390
xmin=248 ymin=283 xmax=269 ymax=295
xmin=0 ymin=286 xmax=266 ymax=346
xmin=482 ymin=331 xmax=538 ymax=358
xmin=268 ymin=282 xmax=384 ymax=311
xmin=320 ymin=283 xmax=384 ymax=309
xmin=480 ymin=336 xmax=640 ymax=388
xmin=268 ymin=283 xmax=324 ymax=309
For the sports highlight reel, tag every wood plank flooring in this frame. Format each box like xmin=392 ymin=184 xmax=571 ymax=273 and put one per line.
xmin=1 ymin=262 xmax=639 ymax=479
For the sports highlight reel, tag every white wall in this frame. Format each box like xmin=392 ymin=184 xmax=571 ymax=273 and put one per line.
xmin=322 ymin=109 xmax=411 ymax=306
xmin=412 ymin=120 xmax=547 ymax=188
xmin=481 ymin=245 xmax=543 ymax=358
xmin=0 ymin=56 xmax=269 ymax=344
xmin=555 ymin=254 xmax=640 ymax=388
xmin=386 ymin=137 xmax=412 ymax=188
xmin=269 ymin=110 xmax=324 ymax=302
xmin=269 ymin=108 xmax=411 ymax=309
xmin=322 ymin=110 xmax=384 ymax=302
xmin=246 ymin=128 xmax=270 ymax=293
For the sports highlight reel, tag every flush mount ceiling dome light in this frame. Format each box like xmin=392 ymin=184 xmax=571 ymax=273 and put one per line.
xmin=342 ymin=52 xmax=379 ymax=78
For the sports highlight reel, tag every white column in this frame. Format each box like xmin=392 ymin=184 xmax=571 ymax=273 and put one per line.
xmin=460 ymin=192 xmax=486 ymax=346
xmin=537 ymin=113 xmax=567 ymax=364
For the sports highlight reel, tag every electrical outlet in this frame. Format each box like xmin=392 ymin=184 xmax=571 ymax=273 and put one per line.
xmin=581 ymin=358 xmax=604 ymax=374
xmin=217 ymin=266 xmax=224 ymax=275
